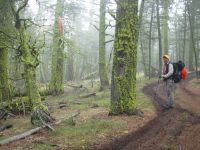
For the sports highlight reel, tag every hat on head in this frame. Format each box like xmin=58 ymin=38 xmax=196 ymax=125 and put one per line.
xmin=163 ymin=55 xmax=170 ymax=60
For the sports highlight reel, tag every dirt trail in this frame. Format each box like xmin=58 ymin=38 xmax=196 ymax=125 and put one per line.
xmin=99 ymin=74 xmax=200 ymax=150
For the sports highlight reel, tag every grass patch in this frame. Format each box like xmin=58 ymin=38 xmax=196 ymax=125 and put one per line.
xmin=136 ymin=79 xmax=156 ymax=111
xmin=31 ymin=143 xmax=54 ymax=150
xmin=53 ymin=119 xmax=117 ymax=149
xmin=136 ymin=91 xmax=155 ymax=110
xmin=70 ymin=103 xmax=89 ymax=110
xmin=95 ymin=98 xmax=110 ymax=108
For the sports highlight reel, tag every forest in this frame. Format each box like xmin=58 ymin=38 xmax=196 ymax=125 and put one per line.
xmin=0 ymin=0 xmax=200 ymax=149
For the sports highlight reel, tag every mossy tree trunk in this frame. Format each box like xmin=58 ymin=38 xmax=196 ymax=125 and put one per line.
xmin=19 ymin=27 xmax=42 ymax=108
xmin=110 ymin=0 xmax=138 ymax=115
xmin=49 ymin=0 xmax=65 ymax=95
xmin=0 ymin=0 xmax=14 ymax=103
xmin=10 ymin=0 xmax=53 ymax=125
xmin=99 ymin=0 xmax=109 ymax=90
xmin=0 ymin=48 xmax=10 ymax=103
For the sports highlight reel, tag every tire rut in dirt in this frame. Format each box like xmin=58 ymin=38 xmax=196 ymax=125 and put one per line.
xmin=98 ymin=73 xmax=200 ymax=150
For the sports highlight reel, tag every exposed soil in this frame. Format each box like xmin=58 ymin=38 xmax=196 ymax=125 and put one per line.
xmin=98 ymin=74 xmax=200 ymax=150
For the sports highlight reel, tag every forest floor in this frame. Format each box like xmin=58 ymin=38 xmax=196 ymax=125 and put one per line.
xmin=1 ymin=74 xmax=199 ymax=150
xmin=99 ymin=73 xmax=200 ymax=150
xmin=0 ymin=79 xmax=157 ymax=150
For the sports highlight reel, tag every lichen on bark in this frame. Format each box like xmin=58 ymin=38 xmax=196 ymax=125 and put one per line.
xmin=110 ymin=0 xmax=139 ymax=115
xmin=49 ymin=0 xmax=65 ymax=96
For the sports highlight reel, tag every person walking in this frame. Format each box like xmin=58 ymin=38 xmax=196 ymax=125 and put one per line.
xmin=161 ymin=55 xmax=175 ymax=109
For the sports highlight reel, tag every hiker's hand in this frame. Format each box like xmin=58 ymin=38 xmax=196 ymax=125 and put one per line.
xmin=161 ymin=75 xmax=165 ymax=78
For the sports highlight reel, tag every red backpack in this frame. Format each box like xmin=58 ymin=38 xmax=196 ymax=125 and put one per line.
xmin=181 ymin=67 xmax=188 ymax=80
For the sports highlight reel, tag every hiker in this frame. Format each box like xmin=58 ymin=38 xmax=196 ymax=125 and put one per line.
xmin=161 ymin=55 xmax=174 ymax=109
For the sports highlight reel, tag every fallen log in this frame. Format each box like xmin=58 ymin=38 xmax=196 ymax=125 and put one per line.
xmin=0 ymin=111 xmax=80 ymax=146
xmin=47 ymin=103 xmax=68 ymax=109
xmin=55 ymin=111 xmax=80 ymax=125
xmin=0 ymin=126 xmax=42 ymax=146
xmin=81 ymin=71 xmax=98 ymax=80
xmin=35 ymin=140 xmax=58 ymax=147
xmin=72 ymin=100 xmax=83 ymax=105
xmin=67 ymin=84 xmax=83 ymax=89
xmin=78 ymin=93 xmax=96 ymax=99
xmin=59 ymin=104 xmax=68 ymax=109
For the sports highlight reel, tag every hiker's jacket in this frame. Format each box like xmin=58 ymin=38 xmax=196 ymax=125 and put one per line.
xmin=162 ymin=62 xmax=174 ymax=79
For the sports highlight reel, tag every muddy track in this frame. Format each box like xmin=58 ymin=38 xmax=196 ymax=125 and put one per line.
xmin=99 ymin=73 xmax=200 ymax=150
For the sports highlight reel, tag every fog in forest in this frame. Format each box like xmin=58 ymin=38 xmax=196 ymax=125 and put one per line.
xmin=0 ymin=0 xmax=200 ymax=149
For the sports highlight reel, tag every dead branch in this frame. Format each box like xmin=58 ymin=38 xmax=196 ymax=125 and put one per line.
xmin=67 ymin=84 xmax=83 ymax=89
xmin=105 ymin=39 xmax=114 ymax=44
xmin=0 ymin=112 xmax=80 ymax=146
xmin=81 ymin=71 xmax=98 ymax=80
xmin=0 ymin=126 xmax=42 ymax=146
xmin=92 ymin=24 xmax=100 ymax=31
xmin=78 ymin=93 xmax=96 ymax=99
xmin=55 ymin=111 xmax=80 ymax=125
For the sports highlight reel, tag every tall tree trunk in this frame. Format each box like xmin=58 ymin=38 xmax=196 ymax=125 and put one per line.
xmin=140 ymin=38 xmax=147 ymax=77
xmin=110 ymin=0 xmax=138 ymax=115
xmin=66 ymin=51 xmax=74 ymax=81
xmin=99 ymin=0 xmax=109 ymax=90
xmin=148 ymin=2 xmax=154 ymax=79
xmin=183 ymin=2 xmax=187 ymax=61
xmin=187 ymin=0 xmax=198 ymax=77
xmin=138 ymin=0 xmax=147 ymax=77
xmin=18 ymin=27 xmax=41 ymax=108
xmin=0 ymin=0 xmax=14 ymax=103
xmin=156 ymin=0 xmax=163 ymax=74
xmin=0 ymin=48 xmax=10 ymax=102
xmin=162 ymin=0 xmax=169 ymax=55
xmin=49 ymin=0 xmax=65 ymax=95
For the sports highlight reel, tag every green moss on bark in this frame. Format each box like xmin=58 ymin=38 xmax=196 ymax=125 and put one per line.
xmin=49 ymin=0 xmax=65 ymax=95
xmin=0 ymin=0 xmax=14 ymax=102
xmin=110 ymin=0 xmax=138 ymax=115
xmin=19 ymin=27 xmax=41 ymax=108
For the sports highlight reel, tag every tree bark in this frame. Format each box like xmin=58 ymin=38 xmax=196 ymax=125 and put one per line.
xmin=19 ymin=27 xmax=41 ymax=108
xmin=138 ymin=0 xmax=147 ymax=77
xmin=162 ymin=0 xmax=169 ymax=55
xmin=148 ymin=2 xmax=154 ymax=79
xmin=156 ymin=0 xmax=163 ymax=74
xmin=0 ymin=0 xmax=13 ymax=103
xmin=110 ymin=0 xmax=138 ymax=115
xmin=99 ymin=0 xmax=109 ymax=90
xmin=183 ymin=2 xmax=187 ymax=61
xmin=49 ymin=0 xmax=65 ymax=95
xmin=187 ymin=0 xmax=199 ymax=77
